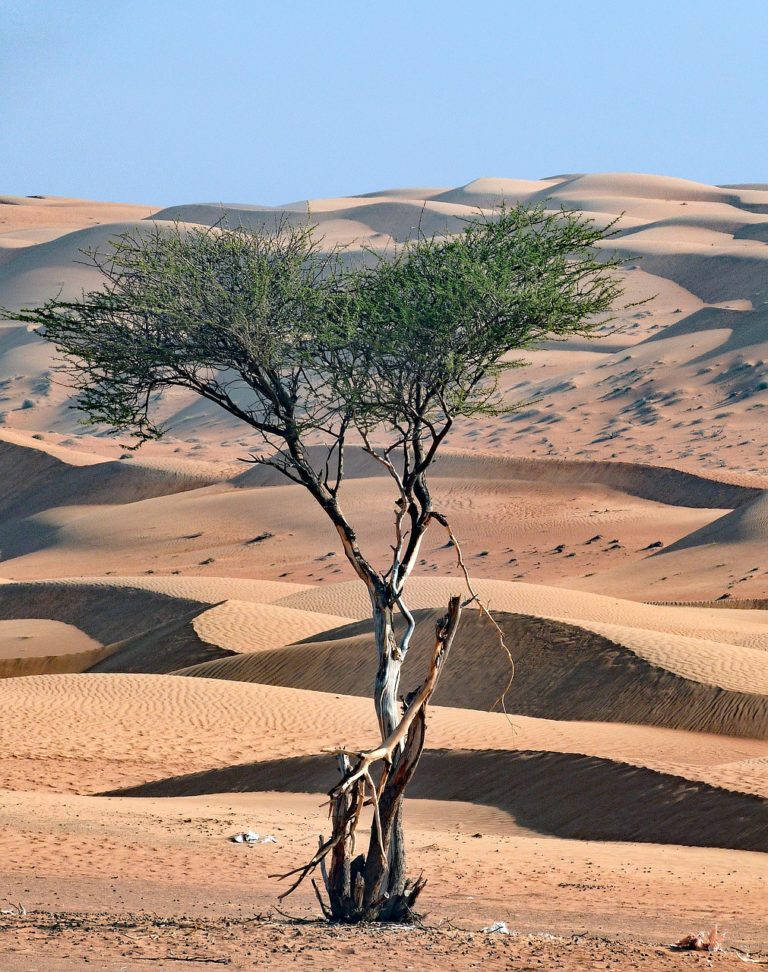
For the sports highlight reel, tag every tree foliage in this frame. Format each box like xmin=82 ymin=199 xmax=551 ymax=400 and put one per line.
xmin=15 ymin=205 xmax=622 ymax=451
xmin=11 ymin=206 xmax=625 ymax=586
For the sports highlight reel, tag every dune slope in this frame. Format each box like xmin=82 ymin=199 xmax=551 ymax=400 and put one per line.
xmin=108 ymin=748 xmax=768 ymax=853
xmin=177 ymin=607 xmax=768 ymax=738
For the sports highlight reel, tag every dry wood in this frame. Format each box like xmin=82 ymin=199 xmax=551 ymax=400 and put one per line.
xmin=273 ymin=595 xmax=462 ymax=921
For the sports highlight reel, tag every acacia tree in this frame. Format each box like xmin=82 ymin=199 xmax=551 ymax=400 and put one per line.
xmin=8 ymin=206 xmax=624 ymax=922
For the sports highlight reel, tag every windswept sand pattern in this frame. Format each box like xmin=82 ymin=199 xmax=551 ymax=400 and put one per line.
xmin=178 ymin=608 xmax=768 ymax=738
xmin=2 ymin=672 xmax=766 ymax=800
xmin=0 ymin=674 xmax=372 ymax=793
xmin=191 ymin=599 xmax=354 ymax=653
xmin=561 ymin=619 xmax=768 ymax=694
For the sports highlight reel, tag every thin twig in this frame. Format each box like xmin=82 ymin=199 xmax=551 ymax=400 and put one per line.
xmin=431 ymin=510 xmax=516 ymax=723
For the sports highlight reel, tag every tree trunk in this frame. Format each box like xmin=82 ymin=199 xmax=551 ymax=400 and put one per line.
xmin=369 ymin=598 xmax=406 ymax=905
xmin=304 ymin=595 xmax=462 ymax=923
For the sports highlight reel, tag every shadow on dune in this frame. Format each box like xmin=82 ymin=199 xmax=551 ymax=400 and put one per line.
xmin=0 ymin=583 xmax=233 ymax=675
xmin=87 ymin=603 xmax=234 ymax=674
xmin=0 ymin=439 xmax=227 ymax=525
xmin=175 ymin=609 xmax=768 ymax=739
xmin=0 ymin=582 xmax=206 ymax=644
xmin=232 ymin=444 xmax=759 ymax=509
xmin=104 ymin=748 xmax=768 ymax=853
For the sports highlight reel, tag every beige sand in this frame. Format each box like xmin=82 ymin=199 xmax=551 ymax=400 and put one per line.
xmin=1 ymin=673 xmax=765 ymax=802
xmin=1 ymin=790 xmax=765 ymax=967
xmin=192 ymin=600 xmax=353 ymax=653
xmin=1 ymin=176 xmax=767 ymax=966
xmin=0 ymin=618 xmax=102 ymax=677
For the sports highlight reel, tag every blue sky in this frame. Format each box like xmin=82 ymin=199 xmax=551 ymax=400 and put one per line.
xmin=3 ymin=0 xmax=767 ymax=206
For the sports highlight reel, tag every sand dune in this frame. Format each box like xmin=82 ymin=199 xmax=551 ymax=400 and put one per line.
xmin=0 ymin=577 xmax=312 ymax=662
xmin=0 ymin=446 xmax=727 ymax=590
xmin=0 ymin=618 xmax=103 ymax=678
xmin=0 ymin=431 xmax=234 ymax=522
xmin=0 ymin=221 xmax=165 ymax=312
xmin=2 ymin=672 xmax=765 ymax=802
xmin=0 ymin=576 xmax=336 ymax=674
xmin=0 ymin=618 xmax=97 ymax=660
xmin=0 ymin=194 xmax=157 ymax=239
xmin=2 ymin=173 xmax=768 ymax=482
xmin=277 ymin=576 xmax=768 ymax=640
xmin=563 ymin=619 xmax=768 ymax=693
xmin=572 ymin=490 xmax=768 ymax=600
xmin=235 ymin=443 xmax=763 ymax=507
xmin=16 ymin=573 xmax=309 ymax=603
xmin=89 ymin=597 xmax=365 ymax=671
xmin=87 ymin=604 xmax=233 ymax=674
xmin=664 ymin=490 xmax=768 ymax=550
xmin=178 ymin=607 xmax=768 ymax=739
xmin=0 ymin=580 xmax=206 ymax=644
xmin=109 ymin=749 xmax=768 ymax=853
xmin=191 ymin=599 xmax=354 ymax=654
xmin=0 ymin=673 xmax=399 ymax=793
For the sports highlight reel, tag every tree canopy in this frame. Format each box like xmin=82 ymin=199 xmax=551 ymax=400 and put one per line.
xmin=15 ymin=205 xmax=622 ymax=455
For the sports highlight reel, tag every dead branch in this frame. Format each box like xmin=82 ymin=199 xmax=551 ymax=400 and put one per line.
xmin=431 ymin=510 xmax=515 ymax=717
xmin=331 ymin=598 xmax=460 ymax=799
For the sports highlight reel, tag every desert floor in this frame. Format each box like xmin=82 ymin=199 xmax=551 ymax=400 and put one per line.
xmin=0 ymin=178 xmax=767 ymax=969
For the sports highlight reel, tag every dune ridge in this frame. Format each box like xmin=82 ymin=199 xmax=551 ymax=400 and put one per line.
xmin=177 ymin=607 xmax=768 ymax=739
xmin=276 ymin=577 xmax=768 ymax=640
xmin=234 ymin=444 xmax=764 ymax=507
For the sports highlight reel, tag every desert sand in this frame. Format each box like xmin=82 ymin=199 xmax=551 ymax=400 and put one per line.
xmin=0 ymin=179 xmax=767 ymax=969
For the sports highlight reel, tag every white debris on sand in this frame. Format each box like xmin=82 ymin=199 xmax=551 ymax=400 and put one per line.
xmin=230 ymin=832 xmax=279 ymax=845
xmin=482 ymin=921 xmax=512 ymax=935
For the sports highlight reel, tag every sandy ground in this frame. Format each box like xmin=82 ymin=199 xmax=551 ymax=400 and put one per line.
xmin=3 ymin=917 xmax=760 ymax=972
xmin=0 ymin=790 xmax=765 ymax=970
xmin=0 ymin=180 xmax=767 ymax=968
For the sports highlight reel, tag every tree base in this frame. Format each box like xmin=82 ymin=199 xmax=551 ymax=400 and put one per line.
xmin=318 ymin=866 xmax=426 ymax=924
xmin=273 ymin=598 xmax=463 ymax=926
